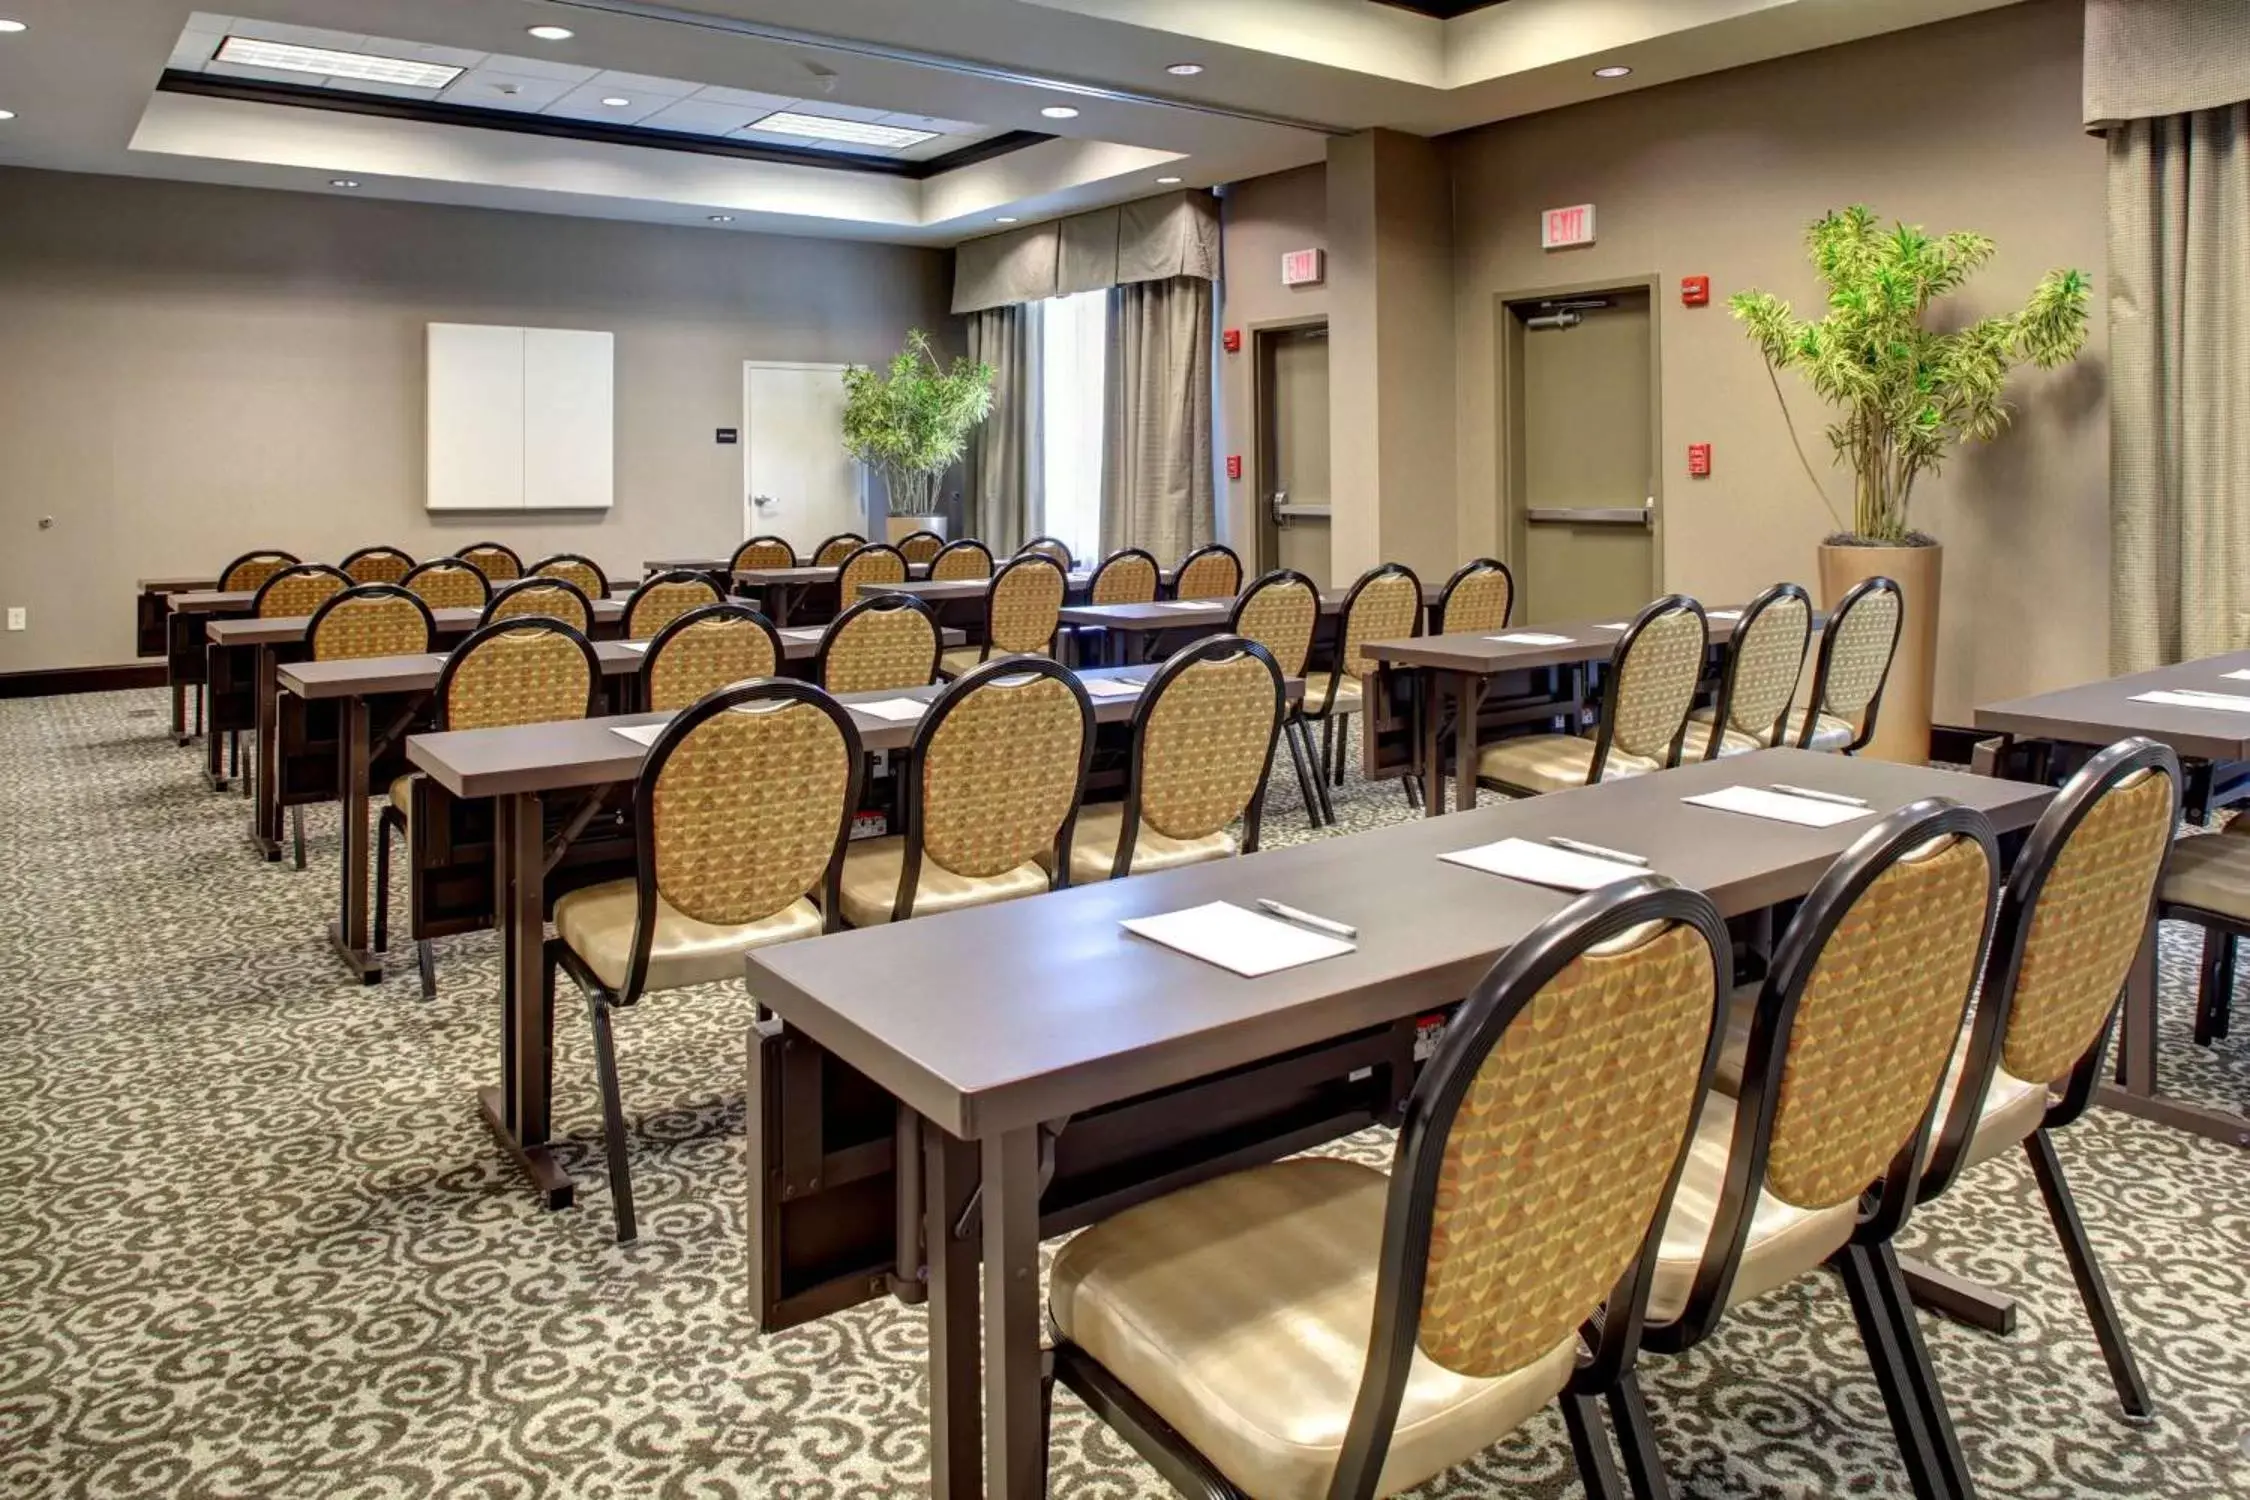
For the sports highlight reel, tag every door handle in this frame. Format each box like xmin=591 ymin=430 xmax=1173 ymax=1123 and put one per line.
xmin=751 ymin=494 xmax=778 ymax=510
xmin=1270 ymin=489 xmax=1288 ymax=527
xmin=1525 ymin=503 xmax=1653 ymax=527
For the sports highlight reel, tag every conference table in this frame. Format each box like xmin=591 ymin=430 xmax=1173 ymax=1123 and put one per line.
xmin=1059 ymin=584 xmax=1445 ymax=667
xmin=137 ymin=575 xmax=218 ymax=736
xmin=742 ymin=748 xmax=2052 ymax=1499
xmin=731 ymin=562 xmax=933 ymax=626
xmin=1975 ymin=649 xmax=2250 ymax=1149
xmin=404 ymin=663 xmax=1269 ymax=1210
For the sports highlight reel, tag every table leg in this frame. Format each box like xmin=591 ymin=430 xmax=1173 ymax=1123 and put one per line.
xmin=1453 ymin=672 xmax=1485 ymax=816
xmin=205 ymin=693 xmax=228 ymax=790
xmin=171 ymin=681 xmax=187 ymax=741
xmin=925 ymin=1126 xmax=982 ymax=1499
xmin=1420 ymin=669 xmax=1446 ymax=817
xmin=326 ymin=695 xmax=381 ymax=984
xmin=1898 ymin=1253 xmax=2015 ymax=1334
xmin=248 ymin=646 xmax=283 ymax=861
xmin=982 ymin=1126 xmax=1046 ymax=1499
xmin=2094 ymin=915 xmax=2250 ymax=1147
xmin=477 ymin=789 xmax=576 ymax=1207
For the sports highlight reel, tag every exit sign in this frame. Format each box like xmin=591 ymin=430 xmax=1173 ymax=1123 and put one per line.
xmin=1541 ymin=204 xmax=1596 ymax=250
xmin=1281 ymin=247 xmax=1325 ymax=286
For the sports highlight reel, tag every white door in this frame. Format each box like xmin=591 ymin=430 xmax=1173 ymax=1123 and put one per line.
xmin=744 ymin=362 xmax=864 ymax=551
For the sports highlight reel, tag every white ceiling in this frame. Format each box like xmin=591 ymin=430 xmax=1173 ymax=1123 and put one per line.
xmin=0 ymin=0 xmax=2026 ymax=246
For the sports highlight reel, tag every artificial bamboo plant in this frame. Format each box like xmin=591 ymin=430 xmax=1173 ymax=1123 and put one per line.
xmin=840 ymin=329 xmax=995 ymax=517
xmin=1731 ymin=205 xmax=2090 ymax=544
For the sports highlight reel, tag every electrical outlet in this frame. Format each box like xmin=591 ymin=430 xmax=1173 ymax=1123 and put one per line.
xmin=5 ymin=608 xmax=23 ymax=632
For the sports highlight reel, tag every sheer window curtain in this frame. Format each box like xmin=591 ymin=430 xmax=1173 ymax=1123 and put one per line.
xmin=1099 ymin=277 xmax=1216 ymax=562
xmin=966 ymin=302 xmax=1044 ymax=556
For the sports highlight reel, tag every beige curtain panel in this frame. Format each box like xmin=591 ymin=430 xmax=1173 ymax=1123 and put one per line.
xmin=966 ymin=302 xmax=1044 ymax=555
xmin=953 ymin=190 xmax=1220 ymax=313
xmin=1101 ymin=277 xmax=1215 ymax=562
xmin=2108 ymin=103 xmax=2250 ymax=671
xmin=2084 ymin=0 xmax=2250 ymax=129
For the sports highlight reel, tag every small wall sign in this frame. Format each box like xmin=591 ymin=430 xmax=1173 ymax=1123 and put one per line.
xmin=716 ymin=428 xmax=739 ymax=445
xmin=1281 ymin=248 xmax=1325 ymax=286
xmin=1541 ymin=204 xmax=1596 ymax=250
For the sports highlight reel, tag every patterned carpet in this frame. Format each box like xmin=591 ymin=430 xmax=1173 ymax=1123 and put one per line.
xmin=4 ymin=688 xmax=2250 ymax=1498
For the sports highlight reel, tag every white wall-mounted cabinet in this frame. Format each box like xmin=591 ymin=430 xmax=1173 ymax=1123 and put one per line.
xmin=427 ymin=323 xmax=613 ymax=511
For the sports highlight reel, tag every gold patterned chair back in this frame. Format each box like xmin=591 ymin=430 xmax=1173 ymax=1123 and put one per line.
xmin=1414 ymin=915 xmax=1720 ymax=1377
xmin=1438 ymin=559 xmax=1513 ymax=635
xmin=812 ymin=533 xmax=866 ymax=568
xmin=1174 ymin=545 xmax=1242 ymax=601
xmin=649 ymin=694 xmax=854 ymax=926
xmin=1018 ymin=536 xmax=1073 ymax=569
xmin=1228 ymin=571 xmax=1319 ymax=681
xmin=484 ymin=578 xmax=592 ymax=633
xmin=532 ymin=554 xmax=608 ymax=599
xmin=341 ymin=546 xmax=415 ymax=585
xmin=647 ymin=607 xmax=780 ymax=713
xmin=254 ymin=564 xmax=350 ymax=619
xmin=987 ymin=556 xmax=1065 ymax=657
xmin=1134 ymin=644 xmax=1283 ymax=842
xmin=897 ymin=531 xmax=946 ymax=565
xmin=1605 ymin=599 xmax=1708 ymax=764
xmin=626 ymin=571 xmax=722 ymax=641
xmin=731 ymin=537 xmax=796 ymax=571
xmin=821 ymin=597 xmax=939 ymax=695
xmin=438 ymin=621 xmax=597 ymax=732
xmin=1090 ymin=549 xmax=1160 ymax=606
xmin=1717 ymin=586 xmax=1813 ymax=740
xmin=931 ymin=540 xmax=994 ymax=581
xmin=837 ymin=543 xmax=908 ymax=603
xmin=458 ymin=543 xmax=522 ymax=582
xmin=308 ymin=585 xmax=434 ymax=661
xmin=1815 ymin=577 xmax=1903 ymax=728
xmin=402 ymin=560 xmax=491 ymax=612
xmin=918 ymin=668 xmax=1087 ymax=878
xmin=220 ymin=551 xmax=299 ymax=593
xmin=1336 ymin=565 xmax=1422 ymax=682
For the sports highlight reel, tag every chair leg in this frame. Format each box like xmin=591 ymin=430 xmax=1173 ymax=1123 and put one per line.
xmin=1332 ymin=714 xmax=1350 ymax=786
xmin=1602 ymin=1372 xmax=1674 ymax=1500
xmin=373 ymin=814 xmax=393 ymax=953
xmin=2194 ymin=928 xmax=2225 ymax=1046
xmin=291 ymin=806 xmax=307 ymax=871
xmin=1283 ymin=718 xmax=1323 ymax=827
xmin=586 ymin=987 xmax=637 ymax=1243
xmin=1834 ymin=1243 xmax=1964 ymax=1500
xmin=2218 ymin=935 xmax=2236 ymax=1039
xmin=193 ymin=683 xmax=204 ymax=737
xmin=416 ymin=940 xmax=437 ymax=1002
xmin=2024 ymin=1129 xmax=2152 ymax=1418
xmin=1400 ymin=772 xmax=1422 ymax=810
xmin=1308 ymin=720 xmax=1338 ymax=825
xmin=1561 ymin=1392 xmax=1629 ymax=1500
xmin=1872 ymin=1242 xmax=1980 ymax=1500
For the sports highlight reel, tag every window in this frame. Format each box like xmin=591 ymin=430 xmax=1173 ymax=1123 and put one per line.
xmin=1039 ymin=290 xmax=1107 ymax=561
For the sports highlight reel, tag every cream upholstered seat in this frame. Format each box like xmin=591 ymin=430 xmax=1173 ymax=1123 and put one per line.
xmin=1300 ymin=673 xmax=1361 ymax=717
xmin=625 ymin=569 xmax=722 ymax=641
xmin=1066 ymin=806 xmax=1235 ymax=883
xmin=939 ymin=554 xmax=1064 ymax=679
xmin=837 ymin=839 xmax=1051 ymax=926
xmin=1698 ymin=706 xmax=1855 ymax=757
xmin=1683 ymin=583 xmax=1814 ymax=759
xmin=1478 ymin=598 xmax=1707 ymax=796
xmin=2157 ymin=830 xmax=2250 ymax=914
xmin=553 ymin=883 xmax=822 ymax=991
xmin=820 ymin=595 xmax=939 ymax=695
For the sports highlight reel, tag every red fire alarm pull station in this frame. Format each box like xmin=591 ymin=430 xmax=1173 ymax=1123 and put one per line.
xmin=1222 ymin=328 xmax=1242 ymax=354
xmin=1681 ymin=275 xmax=1710 ymax=307
xmin=1226 ymin=454 xmax=1243 ymax=481
xmin=1688 ymin=443 xmax=1713 ymax=477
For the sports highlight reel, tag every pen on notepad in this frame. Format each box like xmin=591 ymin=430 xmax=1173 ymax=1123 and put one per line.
xmin=1546 ymin=835 xmax=1648 ymax=867
xmin=1770 ymin=783 xmax=1869 ymax=808
xmin=1256 ymin=899 xmax=1358 ymax=940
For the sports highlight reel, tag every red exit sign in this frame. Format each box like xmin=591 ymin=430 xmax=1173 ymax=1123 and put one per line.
xmin=1541 ymin=203 xmax=1596 ymax=250
xmin=1281 ymin=247 xmax=1325 ymax=286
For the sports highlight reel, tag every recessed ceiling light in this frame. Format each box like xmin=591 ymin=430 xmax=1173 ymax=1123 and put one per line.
xmin=708 ymin=214 xmax=734 ymax=223
xmin=330 ymin=179 xmax=359 ymax=188
xmin=996 ymin=216 xmax=1019 ymax=224
xmin=1040 ymin=105 xmax=1079 ymax=120
xmin=1593 ymin=64 xmax=1632 ymax=79
xmin=0 ymin=110 xmax=15 ymax=121
xmin=601 ymin=96 xmax=631 ymax=107
xmin=748 ymin=110 xmax=938 ymax=149
xmin=527 ymin=25 xmax=574 ymax=41
xmin=1156 ymin=176 xmax=1182 ymax=185
xmin=1166 ymin=63 xmax=1202 ymax=77
xmin=0 ymin=20 xmax=26 ymax=34
xmin=215 ymin=36 xmax=464 ymax=89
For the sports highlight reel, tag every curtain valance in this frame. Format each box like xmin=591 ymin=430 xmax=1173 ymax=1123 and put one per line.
xmin=952 ymin=190 xmax=1219 ymax=314
xmin=2085 ymin=0 xmax=2250 ymax=131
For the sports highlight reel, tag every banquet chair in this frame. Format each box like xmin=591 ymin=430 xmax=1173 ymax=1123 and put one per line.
xmin=1780 ymin=575 xmax=1903 ymax=753
xmin=457 ymin=541 xmax=523 ymax=582
xmin=340 ymin=545 xmax=415 ymax=585
xmin=896 ymin=530 xmax=947 ymax=566
xmin=930 ymin=538 xmax=995 ymax=581
xmin=836 ymin=542 xmax=909 ymax=604
xmin=1477 ymin=596 xmax=1706 ymax=797
xmin=818 ymin=594 xmax=942 ymax=695
xmin=731 ymin=536 xmax=796 ymax=572
xmin=1090 ymin=548 xmax=1161 ymax=605
xmin=483 ymin=577 xmax=593 ymax=633
xmin=1173 ymin=543 xmax=1243 ymax=601
xmin=1686 ymin=583 xmax=1815 ymax=759
xmin=291 ymin=583 xmax=437 ymax=869
xmin=1304 ymin=563 xmax=1422 ymax=795
xmin=531 ymin=553 xmax=610 ymax=600
xmin=1019 ymin=536 xmax=1074 ymax=569
xmin=644 ymin=604 xmax=782 ymax=713
xmin=940 ymin=553 xmax=1065 ymax=678
xmin=400 ymin=558 xmax=490 ymax=612
xmin=626 ymin=569 xmax=722 ymax=641
xmin=1229 ymin=568 xmax=1328 ymax=826
xmin=811 ymin=533 xmax=867 ymax=567
xmin=1435 ymin=557 xmax=1514 ymax=635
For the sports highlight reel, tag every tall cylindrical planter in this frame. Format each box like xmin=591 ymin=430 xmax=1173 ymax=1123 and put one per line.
xmin=1818 ymin=541 xmax=1940 ymax=766
xmin=886 ymin=514 xmax=947 ymax=545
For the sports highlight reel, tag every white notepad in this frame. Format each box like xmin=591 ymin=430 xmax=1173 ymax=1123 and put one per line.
xmin=1156 ymin=599 xmax=1220 ymax=610
xmin=1121 ymin=901 xmax=1355 ymax=977
xmin=1683 ymin=785 xmax=1872 ymax=827
xmin=1440 ymin=837 xmax=1646 ymax=891
xmin=1488 ymin=632 xmax=1574 ymax=646
xmin=611 ymin=722 xmax=667 ymax=747
xmin=617 ymin=640 xmax=651 ymax=653
xmin=855 ymin=698 xmax=930 ymax=722
xmin=1083 ymin=677 xmax=1145 ymax=698
xmin=781 ymin=627 xmax=826 ymax=642
xmin=2222 ymin=670 xmax=2250 ymax=682
xmin=1596 ymin=622 xmax=1630 ymax=631
xmin=1706 ymin=609 xmax=1743 ymax=621
xmin=2131 ymin=690 xmax=2250 ymax=714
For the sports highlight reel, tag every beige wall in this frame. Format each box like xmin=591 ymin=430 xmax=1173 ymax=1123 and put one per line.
xmin=1448 ymin=0 xmax=2107 ymax=721
xmin=0 ymin=167 xmax=952 ymax=671
xmin=1216 ymin=164 xmax=1330 ymax=551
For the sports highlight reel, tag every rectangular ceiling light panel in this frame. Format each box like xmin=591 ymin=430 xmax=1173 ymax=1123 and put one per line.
xmin=749 ymin=111 xmax=938 ymax=149
xmin=215 ymin=35 xmax=465 ymax=89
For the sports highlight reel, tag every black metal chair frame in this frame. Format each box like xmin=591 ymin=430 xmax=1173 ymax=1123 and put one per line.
xmin=1102 ymin=635 xmax=1284 ymax=880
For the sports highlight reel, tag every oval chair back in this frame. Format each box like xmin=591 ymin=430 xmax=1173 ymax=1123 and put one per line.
xmin=1310 ymin=563 xmax=1422 ymax=723
xmin=1173 ymin=543 xmax=1242 ymax=601
xmin=1437 ymin=558 xmax=1514 ymax=635
xmin=531 ymin=553 xmax=609 ymax=599
xmin=811 ymin=533 xmax=867 ymax=568
xmin=483 ymin=577 xmax=593 ymax=634
xmin=1089 ymin=548 xmax=1161 ymax=606
xmin=1697 ymin=582 xmax=1813 ymax=760
xmin=930 ymin=538 xmax=995 ymax=581
xmin=731 ymin=536 xmax=796 ymax=572
xmin=340 ymin=546 xmax=415 ymax=585
xmin=819 ymin=594 xmax=941 ymax=695
xmin=1803 ymin=575 xmax=1903 ymax=751
xmin=896 ymin=530 xmax=947 ymax=566
xmin=978 ymin=553 xmax=1067 ymax=662
xmin=884 ymin=655 xmax=1093 ymax=922
xmin=1018 ymin=536 xmax=1073 ymax=570
xmin=401 ymin=559 xmax=492 ymax=612
xmin=434 ymin=618 xmax=601 ymax=732
xmin=1315 ymin=877 xmax=1732 ymax=1498
xmin=1585 ymin=595 xmax=1708 ymax=777
xmin=307 ymin=584 xmax=436 ymax=661
xmin=645 ymin=603 xmax=783 ymax=713
xmin=219 ymin=550 xmax=301 ymax=593
xmin=1100 ymin=636 xmax=1285 ymax=880
xmin=457 ymin=542 xmax=523 ymax=582
xmin=836 ymin=542 xmax=909 ymax=603
xmin=253 ymin=563 xmax=351 ymax=619
xmin=1228 ymin=569 xmax=1320 ymax=680
xmin=625 ymin=569 xmax=722 ymax=641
